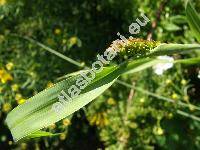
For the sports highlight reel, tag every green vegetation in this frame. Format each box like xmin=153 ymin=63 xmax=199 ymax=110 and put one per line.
xmin=0 ymin=0 xmax=200 ymax=149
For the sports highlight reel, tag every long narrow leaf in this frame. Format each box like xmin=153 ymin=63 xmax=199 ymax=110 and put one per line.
xmin=186 ymin=1 xmax=200 ymax=42
xmin=149 ymin=43 xmax=200 ymax=56
xmin=6 ymin=66 xmax=121 ymax=142
xmin=6 ymin=42 xmax=200 ymax=142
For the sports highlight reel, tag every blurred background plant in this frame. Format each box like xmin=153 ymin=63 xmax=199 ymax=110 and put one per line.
xmin=0 ymin=0 xmax=200 ymax=149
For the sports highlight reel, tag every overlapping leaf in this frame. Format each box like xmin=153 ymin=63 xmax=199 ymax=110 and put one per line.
xmin=186 ymin=1 xmax=200 ymax=42
xmin=6 ymin=43 xmax=200 ymax=142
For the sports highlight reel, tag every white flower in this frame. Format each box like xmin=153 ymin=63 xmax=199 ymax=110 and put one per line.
xmin=153 ymin=56 xmax=174 ymax=75
xmin=198 ymin=70 xmax=200 ymax=79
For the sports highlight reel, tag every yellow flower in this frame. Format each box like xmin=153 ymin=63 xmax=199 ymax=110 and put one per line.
xmin=15 ymin=93 xmax=22 ymax=101
xmin=20 ymin=143 xmax=27 ymax=150
xmin=69 ymin=36 xmax=78 ymax=46
xmin=89 ymin=114 xmax=97 ymax=125
xmin=62 ymin=118 xmax=71 ymax=126
xmin=80 ymin=62 xmax=85 ymax=67
xmin=95 ymin=113 xmax=101 ymax=126
xmin=172 ymin=93 xmax=178 ymax=100
xmin=189 ymin=104 xmax=195 ymax=112
xmin=107 ymin=97 xmax=116 ymax=105
xmin=1 ymin=73 xmax=13 ymax=83
xmin=8 ymin=141 xmax=13 ymax=145
xmin=183 ymin=95 xmax=189 ymax=102
xmin=0 ymin=69 xmax=13 ymax=83
xmin=3 ymin=103 xmax=12 ymax=112
xmin=181 ymin=79 xmax=187 ymax=86
xmin=167 ymin=113 xmax=173 ymax=119
xmin=17 ymin=98 xmax=26 ymax=105
xmin=153 ymin=126 xmax=164 ymax=135
xmin=101 ymin=112 xmax=109 ymax=127
xmin=49 ymin=123 xmax=56 ymax=130
xmin=46 ymin=82 xmax=54 ymax=88
xmin=89 ymin=112 xmax=109 ymax=127
xmin=0 ymin=0 xmax=6 ymax=6
xmin=54 ymin=28 xmax=61 ymax=35
xmin=139 ymin=98 xmax=145 ymax=103
xmin=6 ymin=62 xmax=14 ymax=70
xmin=165 ymin=79 xmax=172 ymax=85
xmin=59 ymin=133 xmax=66 ymax=140
xmin=11 ymin=84 xmax=19 ymax=92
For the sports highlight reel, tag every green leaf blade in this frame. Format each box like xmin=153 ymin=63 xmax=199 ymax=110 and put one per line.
xmin=6 ymin=66 xmax=120 ymax=142
xmin=186 ymin=1 xmax=200 ymax=42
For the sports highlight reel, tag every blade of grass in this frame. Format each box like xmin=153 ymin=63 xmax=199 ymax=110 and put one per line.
xmin=177 ymin=110 xmax=200 ymax=122
xmin=174 ymin=56 xmax=200 ymax=64
xmin=6 ymin=34 xmax=200 ymax=141
xmin=9 ymin=33 xmax=84 ymax=68
xmin=186 ymin=0 xmax=200 ymax=42
xmin=116 ymin=80 xmax=200 ymax=111
xmin=149 ymin=43 xmax=200 ymax=56
xmin=6 ymin=65 xmax=122 ymax=142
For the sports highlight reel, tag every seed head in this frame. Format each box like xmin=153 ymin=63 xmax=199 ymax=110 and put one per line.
xmin=109 ymin=38 xmax=161 ymax=58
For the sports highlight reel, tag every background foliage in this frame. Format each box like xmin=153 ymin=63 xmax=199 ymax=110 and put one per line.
xmin=0 ymin=0 xmax=200 ymax=149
